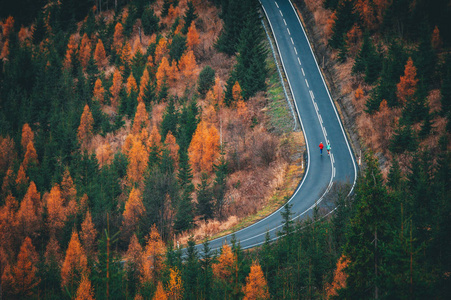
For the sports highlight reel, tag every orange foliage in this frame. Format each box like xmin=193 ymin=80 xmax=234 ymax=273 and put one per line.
xmin=79 ymin=33 xmax=92 ymax=70
xmin=0 ymin=195 xmax=18 ymax=250
xmin=2 ymin=16 xmax=15 ymax=37
xmin=242 ymin=261 xmax=270 ymax=300
xmin=178 ymin=50 xmax=198 ymax=83
xmin=78 ymin=104 xmax=94 ymax=147
xmin=432 ymin=26 xmax=443 ymax=50
xmin=23 ymin=141 xmax=38 ymax=169
xmin=18 ymin=27 xmax=29 ymax=45
xmin=122 ymin=188 xmax=146 ymax=236
xmin=75 ymin=275 xmax=95 ymax=300
xmin=79 ymin=194 xmax=89 ymax=215
xmin=396 ymin=57 xmax=418 ymax=105
xmin=122 ymin=41 xmax=132 ymax=66
xmin=63 ymin=35 xmax=78 ymax=70
xmin=165 ymin=131 xmax=179 ymax=166
xmin=141 ymin=225 xmax=166 ymax=284
xmin=16 ymin=183 xmax=40 ymax=239
xmin=81 ymin=210 xmax=97 ymax=259
xmin=23 ymin=181 xmax=41 ymax=213
xmin=355 ymin=0 xmax=376 ymax=30
xmin=212 ymin=243 xmax=236 ymax=281
xmin=355 ymin=86 xmax=364 ymax=100
xmin=21 ymin=123 xmax=34 ymax=152
xmin=126 ymin=72 xmax=138 ymax=95
xmin=0 ymin=40 xmax=9 ymax=60
xmin=132 ymin=101 xmax=150 ymax=135
xmin=138 ymin=68 xmax=151 ymax=102
xmin=61 ymin=230 xmax=88 ymax=288
xmin=153 ymin=281 xmax=168 ymax=300
xmin=187 ymin=23 xmax=200 ymax=50
xmin=0 ymin=135 xmax=16 ymax=173
xmin=325 ymin=12 xmax=336 ymax=38
xmin=156 ymin=56 xmax=171 ymax=90
xmin=127 ymin=138 xmax=149 ymax=184
xmin=11 ymin=237 xmax=40 ymax=296
xmin=94 ymin=39 xmax=107 ymax=70
xmin=188 ymin=120 xmax=220 ymax=173
xmin=61 ymin=169 xmax=77 ymax=213
xmin=110 ymin=68 xmax=123 ymax=108
xmin=44 ymin=236 xmax=63 ymax=266
xmin=125 ymin=233 xmax=143 ymax=271
xmin=147 ymin=125 xmax=162 ymax=152
xmin=325 ymin=255 xmax=350 ymax=298
xmin=96 ymin=142 xmax=113 ymax=168
xmin=46 ymin=184 xmax=67 ymax=233
xmin=15 ymin=164 xmax=29 ymax=186
xmin=232 ymin=81 xmax=243 ymax=103
xmin=93 ymin=78 xmax=105 ymax=103
xmin=212 ymin=76 xmax=225 ymax=106
xmin=167 ymin=267 xmax=183 ymax=300
xmin=113 ymin=22 xmax=124 ymax=53
xmin=155 ymin=37 xmax=168 ymax=63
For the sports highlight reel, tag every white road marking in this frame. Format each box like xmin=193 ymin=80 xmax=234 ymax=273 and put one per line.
xmin=297 ymin=57 xmax=301 ymax=65
xmin=305 ymin=79 xmax=309 ymax=88
xmin=280 ymin=10 xmax=283 ymax=17
xmin=290 ymin=37 xmax=294 ymax=44
xmin=313 ymin=101 xmax=318 ymax=111
xmin=287 ymin=28 xmax=291 ymax=35
xmin=309 ymin=90 xmax=314 ymax=100
xmin=319 ymin=114 xmax=323 ymax=124
xmin=275 ymin=1 xmax=279 ymax=8
xmin=294 ymin=47 xmax=297 ymax=54
xmin=301 ymin=68 xmax=305 ymax=76
xmin=283 ymin=18 xmax=287 ymax=25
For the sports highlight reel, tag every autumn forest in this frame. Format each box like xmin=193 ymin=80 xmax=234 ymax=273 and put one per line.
xmin=0 ymin=0 xmax=450 ymax=299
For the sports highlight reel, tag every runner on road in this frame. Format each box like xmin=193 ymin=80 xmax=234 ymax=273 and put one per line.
xmin=326 ymin=143 xmax=331 ymax=155
xmin=319 ymin=142 xmax=324 ymax=155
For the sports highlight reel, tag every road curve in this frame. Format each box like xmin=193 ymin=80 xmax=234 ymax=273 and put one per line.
xmin=192 ymin=0 xmax=357 ymax=254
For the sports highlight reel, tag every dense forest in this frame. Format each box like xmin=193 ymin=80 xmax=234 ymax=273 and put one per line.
xmin=0 ymin=0 xmax=450 ymax=299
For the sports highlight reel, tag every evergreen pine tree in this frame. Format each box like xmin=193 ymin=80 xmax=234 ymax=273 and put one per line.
xmin=213 ymin=151 xmax=228 ymax=219
xmin=196 ymin=172 xmax=214 ymax=221
xmin=183 ymin=236 xmax=200 ymax=300
xmin=182 ymin=1 xmax=197 ymax=34
xmin=141 ymin=6 xmax=160 ymax=36
xmin=161 ymin=97 xmax=179 ymax=140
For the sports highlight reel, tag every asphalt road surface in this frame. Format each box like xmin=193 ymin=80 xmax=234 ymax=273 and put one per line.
xmin=190 ymin=0 xmax=357 ymax=255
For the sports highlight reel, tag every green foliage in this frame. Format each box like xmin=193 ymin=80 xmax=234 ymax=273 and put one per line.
xmin=169 ymin=34 xmax=187 ymax=63
xmin=213 ymin=151 xmax=228 ymax=219
xmin=197 ymin=65 xmax=216 ymax=97
xmin=141 ymin=6 xmax=160 ymax=36
xmin=196 ymin=172 xmax=214 ymax=221
xmin=182 ymin=1 xmax=197 ymax=34
xmin=329 ymin=0 xmax=357 ymax=51
xmin=352 ymin=32 xmax=382 ymax=84
xmin=389 ymin=123 xmax=418 ymax=154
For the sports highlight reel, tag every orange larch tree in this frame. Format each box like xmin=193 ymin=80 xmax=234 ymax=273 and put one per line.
xmin=16 ymin=184 xmax=40 ymax=239
xmin=63 ymin=34 xmax=78 ymax=70
xmin=121 ymin=41 xmax=132 ymax=66
xmin=156 ymin=57 xmax=171 ymax=91
xmin=23 ymin=141 xmax=38 ymax=169
xmin=212 ymin=243 xmax=237 ymax=282
xmin=79 ymin=33 xmax=92 ymax=70
xmin=242 ymin=261 xmax=270 ymax=300
xmin=188 ymin=120 xmax=220 ymax=173
xmin=431 ymin=26 xmax=443 ymax=50
xmin=11 ymin=237 xmax=40 ymax=297
xmin=77 ymin=104 xmax=94 ymax=147
xmin=94 ymin=38 xmax=108 ymax=70
xmin=44 ymin=235 xmax=63 ymax=266
xmin=122 ymin=188 xmax=146 ymax=237
xmin=113 ymin=22 xmax=124 ymax=54
xmin=126 ymin=72 xmax=138 ymax=96
xmin=155 ymin=37 xmax=168 ymax=63
xmin=96 ymin=142 xmax=113 ymax=168
xmin=355 ymin=0 xmax=376 ymax=31
xmin=164 ymin=131 xmax=179 ymax=167
xmin=167 ymin=267 xmax=183 ymax=300
xmin=110 ymin=68 xmax=123 ymax=108
xmin=132 ymin=101 xmax=150 ymax=135
xmin=232 ymin=81 xmax=243 ymax=104
xmin=187 ymin=23 xmax=200 ymax=50
xmin=325 ymin=255 xmax=350 ymax=298
xmin=141 ymin=225 xmax=166 ymax=284
xmin=93 ymin=78 xmax=105 ymax=104
xmin=80 ymin=210 xmax=97 ymax=260
xmin=138 ymin=68 xmax=151 ymax=102
xmin=153 ymin=281 xmax=168 ymax=300
xmin=46 ymin=184 xmax=67 ymax=234
xmin=127 ymin=138 xmax=149 ymax=184
xmin=21 ymin=123 xmax=34 ymax=152
xmin=178 ymin=50 xmax=198 ymax=83
xmin=61 ymin=169 xmax=77 ymax=216
xmin=0 ymin=40 xmax=9 ymax=60
xmin=125 ymin=233 xmax=143 ymax=277
xmin=212 ymin=76 xmax=224 ymax=107
xmin=2 ymin=16 xmax=15 ymax=38
xmin=0 ymin=135 xmax=16 ymax=173
xmin=147 ymin=125 xmax=162 ymax=153
xmin=0 ymin=195 xmax=18 ymax=255
xmin=1 ymin=167 xmax=15 ymax=196
xmin=15 ymin=164 xmax=29 ymax=187
xmin=61 ymin=230 xmax=89 ymax=289
xmin=75 ymin=275 xmax=95 ymax=300
xmin=396 ymin=57 xmax=419 ymax=105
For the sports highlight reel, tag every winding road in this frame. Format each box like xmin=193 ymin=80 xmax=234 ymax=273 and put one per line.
xmin=192 ymin=0 xmax=357 ymax=253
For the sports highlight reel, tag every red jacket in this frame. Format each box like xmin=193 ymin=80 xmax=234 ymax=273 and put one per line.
xmin=319 ymin=142 xmax=324 ymax=149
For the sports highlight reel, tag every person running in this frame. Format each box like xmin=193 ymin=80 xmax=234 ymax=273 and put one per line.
xmin=319 ymin=142 xmax=324 ymax=155
xmin=326 ymin=143 xmax=331 ymax=155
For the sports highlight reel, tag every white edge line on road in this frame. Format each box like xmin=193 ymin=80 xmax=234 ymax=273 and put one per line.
xmin=283 ymin=18 xmax=286 ymax=25
xmin=290 ymin=37 xmax=294 ymax=44
xmin=294 ymin=47 xmax=297 ymax=54
xmin=280 ymin=10 xmax=283 ymax=17
xmin=288 ymin=0 xmax=358 ymax=195
xmin=301 ymin=68 xmax=305 ymax=76
xmin=287 ymin=28 xmax=291 ymax=35
xmin=305 ymin=78 xmax=309 ymax=88
xmin=297 ymin=57 xmax=301 ymax=64
xmin=275 ymin=1 xmax=279 ymax=8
